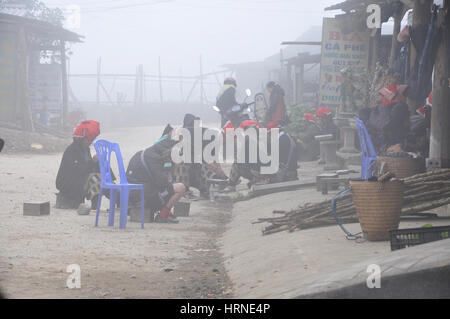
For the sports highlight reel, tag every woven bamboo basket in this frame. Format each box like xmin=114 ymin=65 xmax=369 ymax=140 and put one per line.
xmin=350 ymin=180 xmax=404 ymax=241
xmin=376 ymin=156 xmax=425 ymax=179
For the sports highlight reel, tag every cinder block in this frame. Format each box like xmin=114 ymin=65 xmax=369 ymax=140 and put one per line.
xmin=174 ymin=201 xmax=190 ymax=217
xmin=129 ymin=206 xmax=154 ymax=223
xmin=23 ymin=201 xmax=50 ymax=216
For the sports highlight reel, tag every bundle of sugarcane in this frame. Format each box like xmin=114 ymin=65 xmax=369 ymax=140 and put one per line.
xmin=256 ymin=169 xmax=450 ymax=235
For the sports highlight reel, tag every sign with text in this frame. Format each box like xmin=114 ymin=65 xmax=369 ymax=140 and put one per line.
xmin=29 ymin=62 xmax=62 ymax=114
xmin=319 ymin=17 xmax=370 ymax=110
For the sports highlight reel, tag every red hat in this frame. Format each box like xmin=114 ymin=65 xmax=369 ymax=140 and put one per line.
xmin=315 ymin=107 xmax=332 ymax=118
xmin=379 ymin=84 xmax=407 ymax=106
xmin=222 ymin=121 xmax=235 ymax=131
xmin=417 ymin=92 xmax=433 ymax=117
xmin=426 ymin=92 xmax=432 ymax=106
xmin=303 ymin=113 xmax=317 ymax=124
xmin=73 ymin=120 xmax=100 ymax=142
xmin=239 ymin=120 xmax=263 ymax=130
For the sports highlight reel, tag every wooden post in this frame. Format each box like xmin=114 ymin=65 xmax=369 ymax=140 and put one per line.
xmin=140 ymin=64 xmax=144 ymax=106
xmin=295 ymin=64 xmax=304 ymax=104
xmin=286 ymin=63 xmax=293 ymax=104
xmin=17 ymin=27 xmax=33 ymax=131
xmin=96 ymin=57 xmax=101 ymax=107
xmin=158 ymin=56 xmax=163 ymax=104
xmin=200 ymin=55 xmax=204 ymax=107
xmin=179 ymin=67 xmax=184 ymax=102
xmin=133 ymin=65 xmax=139 ymax=107
xmin=370 ymin=28 xmax=381 ymax=71
xmin=60 ymin=40 xmax=68 ymax=128
xmin=428 ymin=0 xmax=450 ymax=169
xmin=184 ymin=79 xmax=198 ymax=106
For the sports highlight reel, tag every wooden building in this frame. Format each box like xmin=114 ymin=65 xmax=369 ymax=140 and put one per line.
xmin=0 ymin=13 xmax=82 ymax=131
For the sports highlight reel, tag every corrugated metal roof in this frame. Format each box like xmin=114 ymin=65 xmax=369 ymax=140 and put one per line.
xmin=0 ymin=12 xmax=83 ymax=42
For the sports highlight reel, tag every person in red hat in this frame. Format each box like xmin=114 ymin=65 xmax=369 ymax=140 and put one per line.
xmin=315 ymin=106 xmax=339 ymax=138
xmin=227 ymin=120 xmax=265 ymax=189
xmin=406 ymin=91 xmax=432 ymax=156
xmin=56 ymin=120 xmax=101 ymax=209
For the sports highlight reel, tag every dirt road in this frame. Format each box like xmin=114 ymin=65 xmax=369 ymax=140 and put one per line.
xmin=0 ymin=126 xmax=232 ymax=298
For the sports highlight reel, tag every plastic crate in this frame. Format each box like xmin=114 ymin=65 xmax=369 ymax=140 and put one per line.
xmin=389 ymin=225 xmax=450 ymax=251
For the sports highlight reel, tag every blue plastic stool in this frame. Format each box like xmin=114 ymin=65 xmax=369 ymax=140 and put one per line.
xmin=93 ymin=139 xmax=145 ymax=229
xmin=354 ymin=117 xmax=377 ymax=180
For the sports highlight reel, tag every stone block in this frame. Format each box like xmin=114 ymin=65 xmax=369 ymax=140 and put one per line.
xmin=23 ymin=201 xmax=50 ymax=216
xmin=129 ymin=206 xmax=154 ymax=223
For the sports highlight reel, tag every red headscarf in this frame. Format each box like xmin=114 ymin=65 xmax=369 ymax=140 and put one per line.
xmin=417 ymin=92 xmax=433 ymax=117
xmin=379 ymin=84 xmax=407 ymax=106
xmin=239 ymin=120 xmax=263 ymax=130
xmin=426 ymin=92 xmax=432 ymax=106
xmin=303 ymin=113 xmax=317 ymax=124
xmin=315 ymin=107 xmax=332 ymax=118
xmin=73 ymin=120 xmax=100 ymax=142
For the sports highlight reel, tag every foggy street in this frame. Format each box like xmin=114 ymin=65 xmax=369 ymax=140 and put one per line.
xmin=1 ymin=0 xmax=450 ymax=304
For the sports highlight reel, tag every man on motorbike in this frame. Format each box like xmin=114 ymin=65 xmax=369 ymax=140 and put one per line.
xmin=216 ymin=77 xmax=239 ymax=127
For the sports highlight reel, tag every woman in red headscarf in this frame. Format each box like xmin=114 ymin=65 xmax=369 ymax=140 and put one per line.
xmin=55 ymin=120 xmax=101 ymax=209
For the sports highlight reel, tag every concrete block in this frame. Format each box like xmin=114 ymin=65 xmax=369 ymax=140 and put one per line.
xmin=129 ymin=206 xmax=154 ymax=223
xmin=174 ymin=201 xmax=190 ymax=217
xmin=23 ymin=201 xmax=50 ymax=216
xmin=316 ymin=173 xmax=338 ymax=191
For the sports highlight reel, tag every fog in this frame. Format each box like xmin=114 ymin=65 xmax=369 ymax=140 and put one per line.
xmin=44 ymin=0 xmax=339 ymax=104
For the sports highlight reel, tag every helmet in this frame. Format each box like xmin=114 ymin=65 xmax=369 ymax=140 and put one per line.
xmin=266 ymin=81 xmax=276 ymax=89
xmin=224 ymin=77 xmax=237 ymax=86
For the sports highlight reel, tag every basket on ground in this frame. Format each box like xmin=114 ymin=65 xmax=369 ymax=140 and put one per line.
xmin=350 ymin=180 xmax=404 ymax=241
xmin=377 ymin=156 xmax=425 ymax=179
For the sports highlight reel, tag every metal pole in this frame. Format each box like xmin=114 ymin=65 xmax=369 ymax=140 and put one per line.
xmin=60 ymin=40 xmax=68 ymax=128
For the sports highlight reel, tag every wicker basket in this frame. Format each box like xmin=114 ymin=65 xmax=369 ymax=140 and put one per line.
xmin=350 ymin=180 xmax=404 ymax=241
xmin=377 ymin=156 xmax=425 ymax=179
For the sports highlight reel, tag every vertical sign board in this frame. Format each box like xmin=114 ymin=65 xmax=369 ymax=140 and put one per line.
xmin=0 ymin=30 xmax=17 ymax=122
xmin=29 ymin=61 xmax=62 ymax=118
xmin=319 ymin=17 xmax=370 ymax=111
